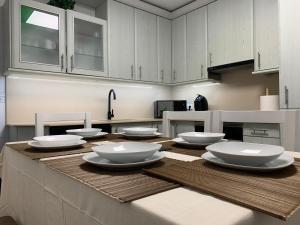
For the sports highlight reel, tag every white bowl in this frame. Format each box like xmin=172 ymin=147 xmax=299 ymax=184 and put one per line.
xmin=123 ymin=127 xmax=158 ymax=135
xmin=178 ymin=132 xmax=225 ymax=144
xmin=92 ymin=142 xmax=161 ymax=163
xmin=33 ymin=135 xmax=83 ymax=147
xmin=206 ymin=142 xmax=284 ymax=166
xmin=66 ymin=128 xmax=102 ymax=137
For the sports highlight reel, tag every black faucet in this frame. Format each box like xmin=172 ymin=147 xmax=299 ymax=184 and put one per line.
xmin=107 ymin=89 xmax=116 ymax=120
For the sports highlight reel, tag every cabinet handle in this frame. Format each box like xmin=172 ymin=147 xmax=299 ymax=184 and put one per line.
xmin=285 ymin=86 xmax=289 ymax=108
xmin=61 ymin=55 xmax=64 ymax=71
xmin=201 ymin=64 xmax=204 ymax=78
xmin=161 ymin=70 xmax=164 ymax=81
xmin=209 ymin=53 xmax=212 ymax=66
xmin=131 ymin=65 xmax=134 ymax=79
xmin=258 ymin=52 xmax=261 ymax=69
xmin=173 ymin=71 xmax=176 ymax=81
xmin=250 ymin=129 xmax=268 ymax=136
xmin=139 ymin=66 xmax=142 ymax=80
xmin=71 ymin=55 xmax=74 ymax=71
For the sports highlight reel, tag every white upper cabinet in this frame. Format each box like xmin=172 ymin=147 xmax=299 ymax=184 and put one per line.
xmin=186 ymin=6 xmax=207 ymax=81
xmin=254 ymin=0 xmax=279 ymax=72
xmin=12 ymin=0 xmax=66 ymax=73
xmin=157 ymin=17 xmax=172 ymax=83
xmin=279 ymin=0 xmax=300 ymax=109
xmin=108 ymin=1 xmax=135 ymax=80
xmin=172 ymin=15 xmax=187 ymax=83
xmin=135 ymin=9 xmax=158 ymax=82
xmin=67 ymin=11 xmax=107 ymax=77
xmin=207 ymin=0 xmax=253 ymax=67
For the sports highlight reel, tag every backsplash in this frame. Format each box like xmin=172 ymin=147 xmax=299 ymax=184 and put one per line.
xmin=172 ymin=68 xmax=279 ymax=110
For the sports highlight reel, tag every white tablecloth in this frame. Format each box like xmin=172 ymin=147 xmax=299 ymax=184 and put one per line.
xmin=1 ymin=144 xmax=300 ymax=225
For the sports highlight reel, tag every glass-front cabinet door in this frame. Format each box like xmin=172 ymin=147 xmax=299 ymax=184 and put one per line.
xmin=67 ymin=11 xmax=108 ymax=77
xmin=12 ymin=0 xmax=66 ymax=72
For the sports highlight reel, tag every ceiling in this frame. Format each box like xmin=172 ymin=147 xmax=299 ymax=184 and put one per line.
xmin=141 ymin=0 xmax=199 ymax=12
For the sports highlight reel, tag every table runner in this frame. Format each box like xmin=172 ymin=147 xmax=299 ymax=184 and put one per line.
xmin=145 ymin=158 xmax=300 ymax=221
xmin=43 ymin=155 xmax=180 ymax=202
xmin=160 ymin=141 xmax=206 ymax=157
xmin=6 ymin=142 xmax=95 ymax=160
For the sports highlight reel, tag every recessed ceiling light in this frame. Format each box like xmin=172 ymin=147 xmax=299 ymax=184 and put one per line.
xmin=26 ymin=10 xmax=58 ymax=30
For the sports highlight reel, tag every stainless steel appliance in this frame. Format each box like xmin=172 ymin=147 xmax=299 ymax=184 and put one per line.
xmin=154 ymin=100 xmax=187 ymax=118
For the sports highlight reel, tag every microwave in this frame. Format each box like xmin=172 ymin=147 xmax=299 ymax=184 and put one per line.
xmin=154 ymin=100 xmax=187 ymax=118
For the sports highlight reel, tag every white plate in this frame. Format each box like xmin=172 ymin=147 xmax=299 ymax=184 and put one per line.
xmin=123 ymin=127 xmax=158 ymax=135
xmin=202 ymin=152 xmax=294 ymax=171
xmin=66 ymin=128 xmax=102 ymax=137
xmin=83 ymin=151 xmax=165 ymax=169
xmin=28 ymin=140 xmax=87 ymax=150
xmin=120 ymin=132 xmax=162 ymax=138
xmin=82 ymin=132 xmax=108 ymax=139
xmin=92 ymin=142 xmax=162 ymax=163
xmin=173 ymin=137 xmax=227 ymax=147
xmin=178 ymin=132 xmax=225 ymax=144
xmin=33 ymin=135 xmax=83 ymax=147
xmin=206 ymin=142 xmax=285 ymax=166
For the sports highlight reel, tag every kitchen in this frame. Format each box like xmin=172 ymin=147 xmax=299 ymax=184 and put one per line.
xmin=0 ymin=0 xmax=300 ymax=225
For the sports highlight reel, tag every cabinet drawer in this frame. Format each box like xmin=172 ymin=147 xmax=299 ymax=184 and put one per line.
xmin=243 ymin=123 xmax=280 ymax=138
xmin=243 ymin=136 xmax=281 ymax=146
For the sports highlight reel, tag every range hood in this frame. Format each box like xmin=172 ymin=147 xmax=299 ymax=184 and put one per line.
xmin=207 ymin=60 xmax=254 ymax=74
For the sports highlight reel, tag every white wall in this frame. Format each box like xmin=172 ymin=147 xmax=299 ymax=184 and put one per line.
xmin=6 ymin=74 xmax=172 ymax=124
xmin=172 ymin=68 xmax=279 ymax=110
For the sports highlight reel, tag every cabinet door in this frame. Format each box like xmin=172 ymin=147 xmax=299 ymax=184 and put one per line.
xmin=67 ymin=11 xmax=107 ymax=76
xmin=279 ymin=0 xmax=300 ymax=109
xmin=208 ymin=0 xmax=253 ymax=67
xmin=254 ymin=0 xmax=279 ymax=72
xmin=157 ymin=17 xmax=172 ymax=83
xmin=135 ymin=10 xmax=158 ymax=82
xmin=12 ymin=0 xmax=66 ymax=72
xmin=108 ymin=1 xmax=135 ymax=80
xmin=172 ymin=15 xmax=187 ymax=83
xmin=187 ymin=7 xmax=207 ymax=81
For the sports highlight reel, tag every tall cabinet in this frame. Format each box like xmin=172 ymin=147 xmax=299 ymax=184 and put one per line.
xmin=186 ymin=6 xmax=207 ymax=81
xmin=207 ymin=0 xmax=253 ymax=67
xmin=108 ymin=1 xmax=135 ymax=80
xmin=253 ymin=0 xmax=279 ymax=73
xmin=135 ymin=9 xmax=158 ymax=82
xmin=172 ymin=15 xmax=187 ymax=83
xmin=279 ymin=0 xmax=300 ymax=109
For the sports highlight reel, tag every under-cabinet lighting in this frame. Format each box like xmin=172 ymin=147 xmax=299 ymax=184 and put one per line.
xmin=192 ymin=82 xmax=221 ymax=88
xmin=26 ymin=11 xmax=58 ymax=30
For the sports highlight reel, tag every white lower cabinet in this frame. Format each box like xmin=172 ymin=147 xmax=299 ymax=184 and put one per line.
xmin=254 ymin=0 xmax=279 ymax=73
xmin=135 ymin=9 xmax=158 ymax=82
xmin=108 ymin=0 xmax=135 ymax=80
xmin=186 ymin=6 xmax=207 ymax=81
xmin=172 ymin=16 xmax=187 ymax=83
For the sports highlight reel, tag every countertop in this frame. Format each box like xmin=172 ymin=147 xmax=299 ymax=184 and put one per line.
xmin=7 ymin=118 xmax=163 ymax=127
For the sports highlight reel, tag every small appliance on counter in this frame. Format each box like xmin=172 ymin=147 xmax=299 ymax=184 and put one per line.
xmin=154 ymin=100 xmax=187 ymax=118
xmin=194 ymin=94 xmax=208 ymax=111
xmin=260 ymin=88 xmax=279 ymax=111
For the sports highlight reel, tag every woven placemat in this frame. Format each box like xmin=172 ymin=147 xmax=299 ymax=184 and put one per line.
xmin=160 ymin=141 xmax=206 ymax=157
xmin=7 ymin=143 xmax=94 ymax=160
xmin=145 ymin=158 xmax=300 ymax=220
xmin=88 ymin=133 xmax=170 ymax=143
xmin=43 ymin=155 xmax=180 ymax=202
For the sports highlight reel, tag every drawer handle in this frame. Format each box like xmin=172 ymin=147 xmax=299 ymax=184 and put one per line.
xmin=250 ymin=129 xmax=269 ymax=136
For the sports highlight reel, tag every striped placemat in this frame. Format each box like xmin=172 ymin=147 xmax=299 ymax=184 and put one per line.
xmin=43 ymin=155 xmax=180 ymax=202
xmin=94 ymin=133 xmax=170 ymax=143
xmin=145 ymin=158 xmax=300 ymax=220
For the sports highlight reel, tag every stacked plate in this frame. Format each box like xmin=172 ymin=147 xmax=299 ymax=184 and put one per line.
xmin=203 ymin=142 xmax=294 ymax=171
xmin=66 ymin=128 xmax=108 ymax=139
xmin=173 ymin=132 xmax=226 ymax=147
xmin=28 ymin=135 xmax=86 ymax=150
xmin=83 ymin=142 xmax=164 ymax=169
xmin=120 ymin=127 xmax=162 ymax=138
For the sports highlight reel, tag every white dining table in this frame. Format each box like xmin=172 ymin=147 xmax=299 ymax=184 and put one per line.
xmin=0 ymin=142 xmax=300 ymax=225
